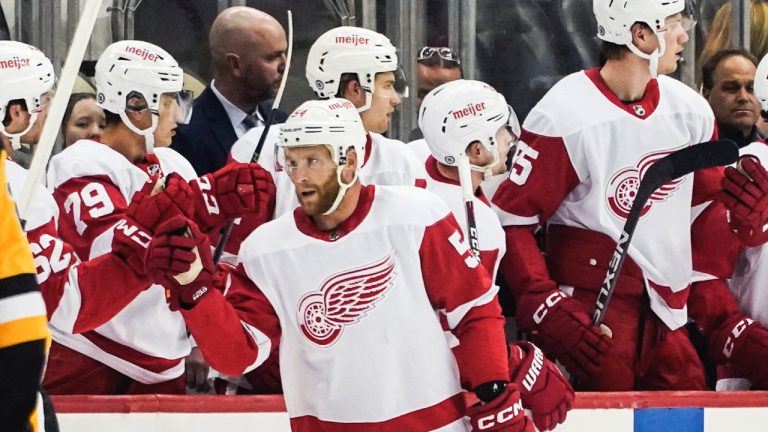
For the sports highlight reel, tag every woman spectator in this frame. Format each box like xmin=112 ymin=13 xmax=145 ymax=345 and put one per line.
xmin=61 ymin=93 xmax=105 ymax=148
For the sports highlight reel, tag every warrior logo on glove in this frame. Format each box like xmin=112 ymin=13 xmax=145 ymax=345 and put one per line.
xmin=298 ymin=252 xmax=397 ymax=347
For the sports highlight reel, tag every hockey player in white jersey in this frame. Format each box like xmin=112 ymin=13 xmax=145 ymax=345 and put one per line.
xmin=491 ymin=0 xmax=730 ymax=391
xmin=144 ymin=98 xmax=534 ymax=431
xmin=232 ymin=26 xmax=426 ymax=218
xmin=44 ymin=40 xmax=274 ymax=394
xmin=688 ymin=53 xmax=768 ymax=390
xmin=420 ymin=79 xmax=575 ymax=431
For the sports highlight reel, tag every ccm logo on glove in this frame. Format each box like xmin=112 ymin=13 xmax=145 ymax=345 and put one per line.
xmin=477 ymin=399 xmax=524 ymax=430
xmin=114 ymin=219 xmax=151 ymax=248
xmin=723 ymin=318 xmax=754 ymax=359
xmin=533 ymin=291 xmax=564 ymax=325
xmin=193 ymin=176 xmax=220 ymax=215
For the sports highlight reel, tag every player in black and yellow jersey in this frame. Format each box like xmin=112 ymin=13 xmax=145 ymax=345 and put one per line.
xmin=0 ymin=148 xmax=50 ymax=431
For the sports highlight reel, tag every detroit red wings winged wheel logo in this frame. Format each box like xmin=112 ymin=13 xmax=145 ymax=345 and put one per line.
xmin=297 ymin=251 xmax=397 ymax=347
xmin=606 ymin=145 xmax=687 ymax=220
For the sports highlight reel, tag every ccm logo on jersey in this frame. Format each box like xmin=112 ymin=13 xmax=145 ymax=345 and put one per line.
xmin=114 ymin=219 xmax=151 ymax=248
xmin=477 ymin=399 xmax=524 ymax=430
xmin=335 ymin=34 xmax=369 ymax=46
xmin=532 ymin=291 xmax=564 ymax=325
xmin=723 ymin=318 xmax=754 ymax=359
xmin=452 ymin=102 xmax=486 ymax=120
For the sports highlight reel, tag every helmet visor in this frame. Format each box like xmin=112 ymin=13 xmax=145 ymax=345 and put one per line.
xmin=172 ymin=90 xmax=194 ymax=124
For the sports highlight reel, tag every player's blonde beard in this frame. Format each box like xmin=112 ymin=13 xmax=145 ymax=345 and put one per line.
xmin=323 ymin=165 xmax=359 ymax=215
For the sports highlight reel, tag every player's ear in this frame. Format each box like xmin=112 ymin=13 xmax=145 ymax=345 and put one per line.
xmin=124 ymin=94 xmax=150 ymax=129
xmin=466 ymin=141 xmax=484 ymax=165
xmin=701 ymin=86 xmax=711 ymax=99
xmin=630 ymin=22 xmax=652 ymax=51
xmin=341 ymin=80 xmax=365 ymax=109
xmin=341 ymin=147 xmax=358 ymax=182
xmin=226 ymin=53 xmax=242 ymax=77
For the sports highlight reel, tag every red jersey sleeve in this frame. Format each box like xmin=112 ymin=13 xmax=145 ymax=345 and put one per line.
xmin=492 ymin=129 xmax=580 ymax=226
xmin=52 ymin=175 xmax=128 ymax=259
xmin=419 ymin=213 xmax=508 ymax=389
xmin=691 ymin=202 xmax=743 ymax=280
xmin=27 ymin=220 xmax=150 ymax=334
xmin=182 ymin=264 xmax=281 ymax=376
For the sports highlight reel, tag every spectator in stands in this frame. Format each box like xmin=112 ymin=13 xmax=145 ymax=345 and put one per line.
xmin=702 ymin=49 xmax=762 ymax=147
xmin=61 ymin=93 xmax=105 ymax=148
xmin=699 ymin=1 xmax=768 ymax=77
xmin=171 ymin=6 xmax=288 ymax=175
xmin=409 ymin=46 xmax=462 ymax=141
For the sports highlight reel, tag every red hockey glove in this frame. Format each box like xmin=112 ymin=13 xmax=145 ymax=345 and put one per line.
xmin=719 ymin=156 xmax=768 ymax=247
xmin=510 ymin=341 xmax=574 ymax=431
xmin=144 ymin=216 xmax=225 ymax=311
xmin=711 ymin=316 xmax=768 ymax=389
xmin=244 ymin=349 xmax=283 ymax=394
xmin=189 ymin=162 xmax=275 ymax=233
xmin=111 ymin=217 xmax=152 ymax=275
xmin=125 ymin=173 xmax=195 ymax=232
xmin=468 ymin=382 xmax=534 ymax=432
xmin=516 ymin=290 xmax=612 ymax=381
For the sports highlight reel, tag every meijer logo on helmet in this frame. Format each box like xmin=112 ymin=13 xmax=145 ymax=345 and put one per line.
xmin=452 ymin=102 xmax=486 ymax=120
xmin=328 ymin=100 xmax=355 ymax=111
xmin=125 ymin=46 xmax=158 ymax=62
xmin=0 ymin=57 xmax=30 ymax=70
xmin=334 ymin=34 xmax=370 ymax=46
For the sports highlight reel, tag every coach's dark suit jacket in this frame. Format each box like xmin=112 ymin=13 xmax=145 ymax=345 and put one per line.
xmin=171 ymin=86 xmax=288 ymax=175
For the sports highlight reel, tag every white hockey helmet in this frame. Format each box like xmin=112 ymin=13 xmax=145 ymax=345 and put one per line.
xmin=278 ymin=98 xmax=366 ymax=215
xmin=593 ymin=0 xmax=686 ymax=77
xmin=306 ymin=26 xmax=405 ymax=112
xmin=0 ymin=41 xmax=54 ymax=150
xmin=755 ymin=53 xmax=768 ymax=114
xmin=95 ymin=40 xmax=193 ymax=153
xmin=419 ymin=79 xmax=514 ymax=178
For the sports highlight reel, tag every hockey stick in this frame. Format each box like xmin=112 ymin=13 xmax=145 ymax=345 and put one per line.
xmin=592 ymin=139 xmax=739 ymax=326
xmin=212 ymin=10 xmax=293 ymax=264
xmin=457 ymin=154 xmax=480 ymax=258
xmin=17 ymin=0 xmax=104 ymax=221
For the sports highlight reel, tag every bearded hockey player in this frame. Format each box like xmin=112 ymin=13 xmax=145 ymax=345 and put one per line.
xmin=419 ymin=79 xmax=575 ymax=431
xmin=491 ymin=0 xmax=728 ymax=390
xmin=43 ymin=40 xmax=274 ymax=394
xmin=144 ymin=98 xmax=534 ymax=431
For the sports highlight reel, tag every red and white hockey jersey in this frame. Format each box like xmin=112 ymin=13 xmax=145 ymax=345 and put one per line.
xmin=492 ymin=68 xmax=718 ymax=330
xmin=422 ymin=156 xmax=506 ymax=279
xmin=46 ymin=139 xmax=197 ymax=384
xmin=185 ymin=185 xmax=509 ymax=431
xmin=692 ymin=141 xmax=768 ymax=326
xmin=5 ymin=157 xmax=150 ymax=338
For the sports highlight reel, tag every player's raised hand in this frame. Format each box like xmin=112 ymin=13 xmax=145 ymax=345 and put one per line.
xmin=719 ymin=156 xmax=768 ymax=247
xmin=711 ymin=316 xmax=768 ymax=389
xmin=126 ymin=173 xmax=196 ymax=231
xmin=189 ymin=162 xmax=276 ymax=232
xmin=516 ymin=290 xmax=612 ymax=382
xmin=468 ymin=382 xmax=534 ymax=432
xmin=510 ymin=341 xmax=574 ymax=431
xmin=144 ymin=216 xmax=224 ymax=311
